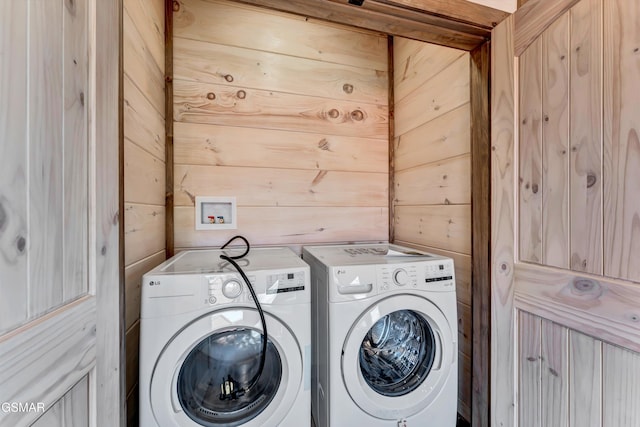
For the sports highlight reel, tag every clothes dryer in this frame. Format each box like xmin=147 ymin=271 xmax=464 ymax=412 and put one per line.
xmin=139 ymin=247 xmax=310 ymax=427
xmin=303 ymin=243 xmax=457 ymax=427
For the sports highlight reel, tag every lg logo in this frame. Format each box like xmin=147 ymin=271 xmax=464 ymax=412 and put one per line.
xmin=149 ymin=280 xmax=161 ymax=286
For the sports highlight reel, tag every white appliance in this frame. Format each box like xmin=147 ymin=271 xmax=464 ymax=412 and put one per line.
xmin=139 ymin=247 xmax=310 ymax=427
xmin=303 ymin=243 xmax=457 ymax=427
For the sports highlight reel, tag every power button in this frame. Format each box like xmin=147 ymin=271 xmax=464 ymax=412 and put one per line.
xmin=208 ymin=296 xmax=217 ymax=305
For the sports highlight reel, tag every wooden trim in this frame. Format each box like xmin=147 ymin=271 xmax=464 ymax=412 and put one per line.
xmin=165 ymin=0 xmax=174 ymax=257
xmin=514 ymin=0 xmax=580 ymax=56
xmin=376 ymin=0 xmax=509 ymax=29
xmin=470 ymin=40 xmax=491 ymax=427
xmin=388 ymin=36 xmax=395 ymax=244
xmin=490 ymin=15 xmax=516 ymax=427
xmin=514 ymin=263 xmax=640 ymax=354
xmin=233 ymin=0 xmax=489 ymax=51
xmin=118 ymin=0 xmax=126 ymax=423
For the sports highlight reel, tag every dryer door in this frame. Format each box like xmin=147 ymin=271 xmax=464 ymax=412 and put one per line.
xmin=341 ymin=295 xmax=455 ymax=420
xmin=150 ymin=308 xmax=302 ymax=427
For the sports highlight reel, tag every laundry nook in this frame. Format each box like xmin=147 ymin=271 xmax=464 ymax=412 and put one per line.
xmin=1 ymin=0 xmax=639 ymax=426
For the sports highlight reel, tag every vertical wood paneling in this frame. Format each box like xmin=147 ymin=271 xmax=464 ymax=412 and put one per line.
xmin=603 ymin=344 xmax=640 ymax=426
xmin=569 ymin=0 xmax=602 ymax=275
xmin=541 ymin=320 xmax=568 ymax=427
xmin=63 ymin=0 xmax=89 ymax=302
xmin=32 ymin=376 xmax=89 ymax=427
xmin=490 ymin=16 xmax=516 ymax=427
xmin=0 ymin=0 xmax=29 ymax=333
xmin=519 ymin=311 xmax=542 ymax=427
xmin=603 ymin=0 xmax=640 ymax=283
xmin=29 ymin=0 xmax=65 ymax=317
xmin=519 ymin=37 xmax=543 ymax=264
xmin=541 ymin=13 xmax=570 ymax=269
xmin=569 ymin=331 xmax=601 ymax=427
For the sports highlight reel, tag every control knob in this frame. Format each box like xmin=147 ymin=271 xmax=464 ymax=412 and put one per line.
xmin=222 ymin=279 xmax=243 ymax=299
xmin=393 ymin=268 xmax=409 ymax=286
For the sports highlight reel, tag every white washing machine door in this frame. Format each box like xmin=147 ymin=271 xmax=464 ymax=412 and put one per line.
xmin=341 ymin=295 xmax=455 ymax=420
xmin=149 ymin=308 xmax=302 ymax=426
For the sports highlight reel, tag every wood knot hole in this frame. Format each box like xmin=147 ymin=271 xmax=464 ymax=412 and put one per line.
xmin=206 ymin=92 xmax=215 ymax=100
xmin=586 ymin=173 xmax=597 ymax=188
xmin=16 ymin=236 xmax=26 ymax=253
xmin=630 ymin=314 xmax=640 ymax=322
xmin=101 ymin=245 xmax=107 ymax=256
xmin=172 ymin=1 xmax=180 ymax=11
xmin=350 ymin=110 xmax=364 ymax=121
xmin=318 ymin=138 xmax=330 ymax=151
xmin=224 ymin=74 xmax=234 ymax=83
xmin=342 ymin=83 xmax=354 ymax=94
xmin=501 ymin=263 xmax=508 ymax=271
xmin=236 ymin=90 xmax=246 ymax=99
xmin=532 ymin=183 xmax=539 ymax=194
xmin=328 ymin=109 xmax=339 ymax=119
xmin=544 ymin=115 xmax=549 ymax=122
xmin=79 ymin=91 xmax=84 ymax=107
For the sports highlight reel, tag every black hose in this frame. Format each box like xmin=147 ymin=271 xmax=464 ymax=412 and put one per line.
xmin=218 ymin=236 xmax=267 ymax=393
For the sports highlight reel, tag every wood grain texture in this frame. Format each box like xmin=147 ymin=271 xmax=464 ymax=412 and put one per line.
xmin=124 ymin=141 xmax=165 ymax=206
xmin=541 ymin=319 xmax=568 ymax=427
xmin=470 ymin=41 xmax=491 ymax=427
xmin=541 ymin=13 xmax=570 ymax=269
xmin=29 ymin=0 xmax=65 ymax=318
xmin=518 ymin=311 xmax=542 ymax=427
xmin=235 ymin=0 xmax=486 ymax=50
xmin=125 ymin=321 xmax=140 ymax=397
xmin=458 ymin=301 xmax=472 ymax=356
xmin=569 ymin=0 xmax=602 ymax=275
xmin=394 ymin=53 xmax=469 ymax=136
xmin=514 ymin=263 xmax=640 ymax=353
xmin=174 ymin=206 xmax=389 ymax=248
xmin=32 ymin=376 xmax=89 ymax=427
xmin=166 ymin=0 xmax=175 ymax=259
xmin=603 ymin=0 xmax=640 ymax=283
xmin=0 ymin=298 xmax=96 ymax=426
xmin=458 ymin=352 xmax=472 ymax=422
xmin=568 ymin=331 xmax=601 ymax=427
xmin=514 ymin=0 xmax=581 ymax=56
xmin=174 ymin=0 xmax=388 ymax=69
xmin=173 ymin=80 xmax=389 ymax=138
xmin=123 ymin=74 xmax=165 ymax=161
xmin=394 ymin=155 xmax=471 ymax=205
xmin=394 ymin=205 xmax=471 ymax=254
xmin=602 ymin=344 xmax=640 ymax=426
xmin=393 ymin=38 xmax=466 ymax=103
xmin=124 ymin=251 xmax=165 ymax=331
xmin=175 ymin=166 xmax=387 ymax=208
xmin=174 ymin=122 xmax=388 ymax=172
xmin=0 ymin=0 xmax=29 ymax=333
xmin=518 ymin=36 xmax=543 ymax=263
xmin=394 ymin=104 xmax=471 ymax=172
xmin=174 ymin=37 xmax=388 ymax=104
xmin=95 ymin=0 xmax=124 ymax=423
xmin=124 ymin=7 xmax=165 ymax=117
xmin=124 ymin=204 xmax=166 ymax=266
xmin=490 ymin=16 xmax=516 ymax=427
xmin=124 ymin=0 xmax=164 ymax=78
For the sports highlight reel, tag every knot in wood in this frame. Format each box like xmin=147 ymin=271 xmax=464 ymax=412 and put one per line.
xmin=224 ymin=74 xmax=234 ymax=83
xmin=327 ymin=109 xmax=339 ymax=119
xmin=16 ymin=236 xmax=26 ymax=253
xmin=173 ymin=1 xmax=180 ymax=12
xmin=236 ymin=90 xmax=246 ymax=99
xmin=586 ymin=173 xmax=597 ymax=188
xmin=350 ymin=110 xmax=364 ymax=121
xmin=531 ymin=183 xmax=539 ymax=194
xmin=206 ymin=92 xmax=215 ymax=100
xmin=342 ymin=83 xmax=354 ymax=94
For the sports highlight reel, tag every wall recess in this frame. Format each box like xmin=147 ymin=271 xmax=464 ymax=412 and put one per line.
xmin=195 ymin=196 xmax=237 ymax=230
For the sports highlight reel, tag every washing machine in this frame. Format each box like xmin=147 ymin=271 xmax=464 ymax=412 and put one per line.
xmin=139 ymin=247 xmax=310 ymax=427
xmin=302 ymin=243 xmax=457 ymax=427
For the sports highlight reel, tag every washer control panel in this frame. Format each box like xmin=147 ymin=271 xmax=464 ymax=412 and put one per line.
xmin=266 ymin=271 xmax=305 ymax=295
xmin=206 ymin=274 xmax=255 ymax=305
xmin=378 ymin=259 xmax=455 ymax=293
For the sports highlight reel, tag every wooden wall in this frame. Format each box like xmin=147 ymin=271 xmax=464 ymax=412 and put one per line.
xmin=123 ymin=0 xmax=166 ymax=425
xmin=391 ymin=37 xmax=472 ymax=420
xmin=492 ymin=0 xmax=640 ymax=425
xmin=172 ymin=0 xmax=389 ymax=251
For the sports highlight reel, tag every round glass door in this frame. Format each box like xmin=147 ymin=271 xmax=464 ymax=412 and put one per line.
xmin=359 ymin=310 xmax=436 ymax=397
xmin=177 ymin=328 xmax=281 ymax=427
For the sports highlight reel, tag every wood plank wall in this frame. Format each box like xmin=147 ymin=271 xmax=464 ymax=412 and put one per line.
xmin=391 ymin=37 xmax=472 ymax=421
xmin=171 ymin=0 xmax=389 ymax=251
xmin=123 ymin=0 xmax=166 ymax=424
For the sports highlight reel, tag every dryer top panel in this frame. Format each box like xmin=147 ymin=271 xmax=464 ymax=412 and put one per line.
xmin=303 ymin=243 xmax=448 ymax=267
xmin=148 ymin=247 xmax=308 ymax=275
